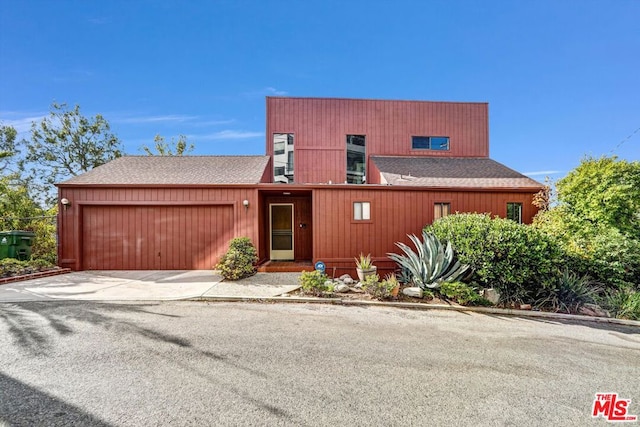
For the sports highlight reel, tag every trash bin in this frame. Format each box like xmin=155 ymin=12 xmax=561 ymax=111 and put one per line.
xmin=0 ymin=231 xmax=36 ymax=261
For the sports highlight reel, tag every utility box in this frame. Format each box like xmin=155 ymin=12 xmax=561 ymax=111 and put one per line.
xmin=0 ymin=231 xmax=36 ymax=261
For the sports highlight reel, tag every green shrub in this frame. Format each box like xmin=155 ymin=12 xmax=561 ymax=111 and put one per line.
xmin=215 ymin=237 xmax=258 ymax=280
xmin=535 ymin=218 xmax=640 ymax=290
xmin=603 ymin=288 xmax=640 ymax=320
xmin=361 ymin=273 xmax=397 ymax=300
xmin=0 ymin=258 xmax=28 ymax=276
xmin=29 ymin=210 xmax=58 ymax=264
xmin=427 ymin=213 xmax=564 ymax=304
xmin=0 ymin=258 xmax=56 ymax=277
xmin=535 ymin=269 xmax=601 ymax=313
xmin=422 ymin=289 xmax=435 ymax=300
xmin=439 ymin=281 xmax=492 ymax=306
xmin=299 ymin=270 xmax=330 ymax=296
xmin=387 ymin=230 xmax=469 ymax=290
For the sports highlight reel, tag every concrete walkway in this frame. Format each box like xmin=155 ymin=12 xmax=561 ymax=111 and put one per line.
xmin=0 ymin=271 xmax=301 ymax=302
xmin=2 ymin=270 xmax=638 ymax=327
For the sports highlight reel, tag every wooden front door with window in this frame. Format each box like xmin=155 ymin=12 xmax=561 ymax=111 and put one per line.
xmin=270 ymin=203 xmax=294 ymax=260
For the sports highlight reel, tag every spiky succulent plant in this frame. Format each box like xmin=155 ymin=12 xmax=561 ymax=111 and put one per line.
xmin=388 ymin=231 xmax=469 ymax=290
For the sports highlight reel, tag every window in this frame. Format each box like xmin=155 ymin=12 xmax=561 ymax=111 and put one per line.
xmin=347 ymin=135 xmax=366 ymax=184
xmin=412 ymin=136 xmax=449 ymax=151
xmin=273 ymin=133 xmax=294 ymax=183
xmin=354 ymin=202 xmax=370 ymax=220
xmin=434 ymin=202 xmax=450 ymax=221
xmin=507 ymin=202 xmax=522 ymax=223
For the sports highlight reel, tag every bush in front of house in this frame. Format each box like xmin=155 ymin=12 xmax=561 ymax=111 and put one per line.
xmin=0 ymin=258 xmax=56 ymax=277
xmin=603 ymin=286 xmax=640 ymax=321
xmin=426 ymin=213 xmax=565 ymax=305
xmin=361 ymin=273 xmax=398 ymax=300
xmin=299 ymin=270 xmax=330 ymax=296
xmin=215 ymin=237 xmax=258 ymax=280
xmin=438 ymin=281 xmax=492 ymax=306
xmin=534 ymin=268 xmax=602 ymax=314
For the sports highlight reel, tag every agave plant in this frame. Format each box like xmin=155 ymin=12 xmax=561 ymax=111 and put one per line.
xmin=387 ymin=231 xmax=470 ymax=290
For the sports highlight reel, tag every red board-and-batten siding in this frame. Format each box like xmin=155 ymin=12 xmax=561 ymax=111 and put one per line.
xmin=57 ymin=186 xmax=259 ymax=271
xmin=266 ymin=97 xmax=490 ymax=184
xmin=58 ymin=183 xmax=537 ymax=273
xmin=312 ymin=186 xmax=537 ymax=275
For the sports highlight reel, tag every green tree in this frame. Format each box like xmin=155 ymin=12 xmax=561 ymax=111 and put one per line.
xmin=534 ymin=156 xmax=640 ymax=287
xmin=0 ymin=124 xmax=18 ymax=168
xmin=557 ymin=156 xmax=640 ymax=238
xmin=22 ymin=103 xmax=123 ymax=204
xmin=140 ymin=134 xmax=194 ymax=156
xmin=0 ymin=175 xmax=42 ymax=227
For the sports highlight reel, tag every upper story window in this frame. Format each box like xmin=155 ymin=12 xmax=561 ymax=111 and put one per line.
xmin=273 ymin=133 xmax=294 ymax=183
xmin=347 ymin=135 xmax=366 ymax=184
xmin=412 ymin=136 xmax=450 ymax=151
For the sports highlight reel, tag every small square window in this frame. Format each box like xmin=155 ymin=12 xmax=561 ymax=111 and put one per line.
xmin=354 ymin=202 xmax=371 ymax=220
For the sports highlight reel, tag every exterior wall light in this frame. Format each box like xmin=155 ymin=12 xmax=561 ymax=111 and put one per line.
xmin=60 ymin=198 xmax=71 ymax=210
xmin=242 ymin=199 xmax=249 ymax=210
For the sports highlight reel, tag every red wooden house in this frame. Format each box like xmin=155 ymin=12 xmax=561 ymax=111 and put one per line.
xmin=57 ymin=97 xmax=543 ymax=275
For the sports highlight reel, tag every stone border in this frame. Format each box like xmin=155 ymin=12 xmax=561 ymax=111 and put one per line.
xmin=0 ymin=268 xmax=72 ymax=285
xmin=192 ymin=295 xmax=640 ymax=328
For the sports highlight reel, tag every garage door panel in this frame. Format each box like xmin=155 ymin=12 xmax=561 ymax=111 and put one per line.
xmin=82 ymin=205 xmax=234 ymax=270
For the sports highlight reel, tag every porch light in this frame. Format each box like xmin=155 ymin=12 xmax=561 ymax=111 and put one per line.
xmin=242 ymin=199 xmax=249 ymax=210
xmin=60 ymin=198 xmax=71 ymax=210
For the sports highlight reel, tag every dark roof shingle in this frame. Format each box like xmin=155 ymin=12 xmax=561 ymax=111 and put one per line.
xmin=371 ymin=156 xmax=542 ymax=188
xmin=58 ymin=156 xmax=270 ymax=185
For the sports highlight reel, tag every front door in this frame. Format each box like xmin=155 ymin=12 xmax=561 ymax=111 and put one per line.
xmin=270 ymin=204 xmax=294 ymax=260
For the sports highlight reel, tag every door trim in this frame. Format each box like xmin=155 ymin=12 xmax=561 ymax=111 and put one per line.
xmin=269 ymin=203 xmax=294 ymax=260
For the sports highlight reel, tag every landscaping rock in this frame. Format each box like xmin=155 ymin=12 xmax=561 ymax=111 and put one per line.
xmin=334 ymin=283 xmax=351 ymax=293
xmin=519 ymin=304 xmax=532 ymax=310
xmin=579 ymin=303 xmax=610 ymax=318
xmin=402 ymin=287 xmax=423 ymax=298
xmin=354 ymin=282 xmax=363 ymax=289
xmin=324 ymin=280 xmax=334 ymax=288
xmin=342 ymin=276 xmax=354 ymax=285
xmin=482 ymin=288 xmax=500 ymax=304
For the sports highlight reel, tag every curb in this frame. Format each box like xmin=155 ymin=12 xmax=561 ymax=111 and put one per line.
xmin=191 ymin=295 xmax=640 ymax=327
xmin=0 ymin=268 xmax=72 ymax=285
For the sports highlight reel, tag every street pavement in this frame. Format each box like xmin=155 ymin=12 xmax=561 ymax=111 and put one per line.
xmin=1 ymin=301 xmax=639 ymax=426
xmin=0 ymin=271 xmax=301 ymax=302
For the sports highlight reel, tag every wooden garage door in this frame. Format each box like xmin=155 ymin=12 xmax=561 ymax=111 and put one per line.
xmin=82 ymin=205 xmax=234 ymax=270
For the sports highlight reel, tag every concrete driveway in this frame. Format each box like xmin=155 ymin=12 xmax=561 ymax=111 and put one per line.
xmin=0 ymin=271 xmax=301 ymax=302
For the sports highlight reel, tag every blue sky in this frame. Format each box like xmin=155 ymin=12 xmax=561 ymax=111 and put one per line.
xmin=1 ymin=0 xmax=638 ymax=181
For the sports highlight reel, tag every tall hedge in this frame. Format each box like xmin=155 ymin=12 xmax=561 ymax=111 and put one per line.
xmin=426 ymin=213 xmax=564 ymax=303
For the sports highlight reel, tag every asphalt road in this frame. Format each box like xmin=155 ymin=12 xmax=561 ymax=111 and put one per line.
xmin=1 ymin=301 xmax=638 ymax=426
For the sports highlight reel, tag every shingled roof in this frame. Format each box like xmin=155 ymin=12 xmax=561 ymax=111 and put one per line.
xmin=58 ymin=156 xmax=270 ymax=185
xmin=371 ymin=156 xmax=543 ymax=189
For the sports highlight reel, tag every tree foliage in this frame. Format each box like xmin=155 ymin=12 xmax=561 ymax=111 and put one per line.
xmin=0 ymin=175 xmax=57 ymax=263
xmin=0 ymin=124 xmax=18 ymax=168
xmin=557 ymin=156 xmax=640 ymax=238
xmin=140 ymin=134 xmax=194 ymax=156
xmin=22 ymin=103 xmax=123 ymax=203
xmin=534 ymin=156 xmax=640 ymax=288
